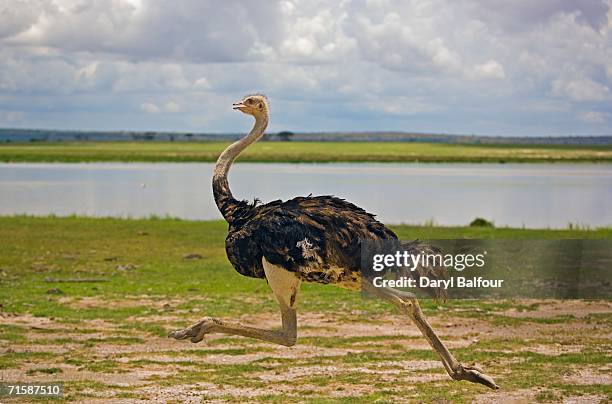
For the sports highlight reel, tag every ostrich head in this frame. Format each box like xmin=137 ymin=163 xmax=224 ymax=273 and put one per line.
xmin=233 ymin=94 xmax=269 ymax=117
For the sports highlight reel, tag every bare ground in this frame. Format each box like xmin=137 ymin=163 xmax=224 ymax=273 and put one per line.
xmin=1 ymin=299 xmax=610 ymax=403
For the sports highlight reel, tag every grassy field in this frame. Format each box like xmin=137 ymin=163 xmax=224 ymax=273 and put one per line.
xmin=0 ymin=216 xmax=610 ymax=402
xmin=1 ymin=141 xmax=612 ymax=163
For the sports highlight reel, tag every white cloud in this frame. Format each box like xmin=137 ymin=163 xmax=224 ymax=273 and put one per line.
xmin=552 ymin=77 xmax=610 ymax=101
xmin=0 ymin=0 xmax=610 ymax=135
xmin=579 ymin=110 xmax=608 ymax=123
xmin=474 ymin=60 xmax=506 ymax=80
xmin=140 ymin=102 xmax=160 ymax=114
xmin=363 ymin=96 xmax=436 ymax=115
xmin=0 ymin=0 xmax=45 ymax=39
xmin=0 ymin=110 xmax=25 ymax=123
xmin=344 ymin=3 xmax=464 ymax=74
xmin=463 ymin=0 xmax=610 ymax=32
xmin=5 ymin=0 xmax=284 ymax=63
xmin=164 ymin=101 xmax=181 ymax=113
xmin=140 ymin=100 xmax=181 ymax=114
xmin=193 ymin=77 xmax=210 ymax=89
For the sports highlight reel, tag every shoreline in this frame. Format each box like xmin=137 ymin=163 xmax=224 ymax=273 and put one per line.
xmin=1 ymin=141 xmax=611 ymax=164
xmin=1 ymin=215 xmax=610 ymax=234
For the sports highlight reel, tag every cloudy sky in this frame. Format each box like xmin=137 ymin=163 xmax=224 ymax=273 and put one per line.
xmin=1 ymin=0 xmax=611 ymax=136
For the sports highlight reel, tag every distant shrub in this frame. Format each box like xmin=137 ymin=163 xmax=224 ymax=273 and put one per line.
xmin=469 ymin=217 xmax=494 ymax=227
xmin=567 ymin=222 xmax=590 ymax=230
xmin=423 ymin=217 xmax=437 ymax=227
xmin=277 ymin=131 xmax=294 ymax=141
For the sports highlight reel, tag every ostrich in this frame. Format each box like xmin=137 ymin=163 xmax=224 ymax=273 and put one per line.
xmin=170 ymin=94 xmax=498 ymax=389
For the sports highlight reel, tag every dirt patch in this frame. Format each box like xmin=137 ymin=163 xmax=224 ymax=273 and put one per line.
xmin=138 ymin=383 xmax=271 ymax=401
xmin=256 ymin=360 xmax=444 ymax=383
xmin=522 ymin=343 xmax=585 ymax=356
xmin=1 ymin=314 xmax=59 ymax=329
xmin=1 ymin=364 xmax=175 ymax=386
xmin=115 ymin=344 xmax=363 ymax=367
xmin=562 ymin=394 xmax=607 ymax=403
xmin=563 ymin=367 xmax=612 ymax=385
xmin=1 ymin=315 xmax=121 ymax=334
xmin=58 ymin=295 xmax=194 ymax=311
xmin=473 ymin=388 xmax=540 ymax=403
xmin=496 ymin=300 xmax=612 ymax=319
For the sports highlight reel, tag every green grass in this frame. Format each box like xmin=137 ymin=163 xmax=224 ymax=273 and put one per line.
xmin=0 ymin=216 xmax=610 ymax=402
xmin=1 ymin=141 xmax=611 ymax=163
xmin=1 ymin=215 xmax=609 ymax=322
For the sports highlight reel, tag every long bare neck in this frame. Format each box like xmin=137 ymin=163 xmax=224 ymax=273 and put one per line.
xmin=213 ymin=112 xmax=268 ymax=223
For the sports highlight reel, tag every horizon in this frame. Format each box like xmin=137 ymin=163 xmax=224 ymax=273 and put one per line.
xmin=2 ymin=126 xmax=612 ymax=141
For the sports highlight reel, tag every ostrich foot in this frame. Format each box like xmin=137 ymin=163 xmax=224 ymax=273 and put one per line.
xmin=169 ymin=317 xmax=217 ymax=343
xmin=168 ymin=313 xmax=297 ymax=346
xmin=452 ymin=363 xmax=499 ymax=389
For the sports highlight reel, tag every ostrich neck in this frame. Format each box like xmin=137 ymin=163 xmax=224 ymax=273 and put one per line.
xmin=213 ymin=112 xmax=268 ymax=222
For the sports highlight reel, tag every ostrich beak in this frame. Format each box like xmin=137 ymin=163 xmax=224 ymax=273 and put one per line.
xmin=232 ymin=101 xmax=246 ymax=111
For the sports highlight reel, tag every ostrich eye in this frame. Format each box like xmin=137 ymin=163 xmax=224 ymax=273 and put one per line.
xmin=246 ymin=99 xmax=254 ymax=105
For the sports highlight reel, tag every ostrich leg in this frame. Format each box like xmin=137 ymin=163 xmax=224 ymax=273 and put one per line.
xmin=170 ymin=259 xmax=301 ymax=347
xmin=362 ymin=281 xmax=499 ymax=389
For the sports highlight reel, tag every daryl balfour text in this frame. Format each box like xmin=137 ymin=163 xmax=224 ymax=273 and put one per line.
xmin=371 ymin=276 xmax=504 ymax=289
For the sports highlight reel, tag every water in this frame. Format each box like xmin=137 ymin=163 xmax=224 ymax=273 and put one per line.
xmin=0 ymin=162 xmax=610 ymax=228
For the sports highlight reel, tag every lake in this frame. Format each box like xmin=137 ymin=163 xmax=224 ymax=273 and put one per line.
xmin=1 ymin=162 xmax=610 ymax=228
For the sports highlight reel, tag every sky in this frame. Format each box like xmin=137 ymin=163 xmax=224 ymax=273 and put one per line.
xmin=0 ymin=0 xmax=611 ymax=136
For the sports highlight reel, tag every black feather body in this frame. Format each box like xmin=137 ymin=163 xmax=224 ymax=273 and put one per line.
xmin=223 ymin=195 xmax=397 ymax=289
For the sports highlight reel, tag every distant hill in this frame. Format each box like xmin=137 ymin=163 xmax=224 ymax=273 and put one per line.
xmin=280 ymin=132 xmax=612 ymax=145
xmin=0 ymin=128 xmax=610 ymax=146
